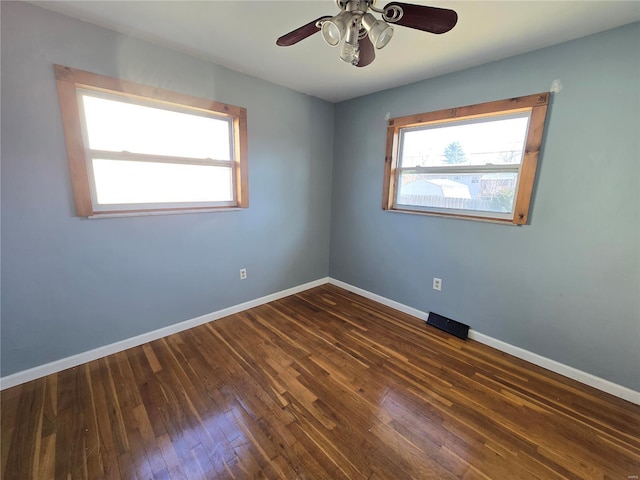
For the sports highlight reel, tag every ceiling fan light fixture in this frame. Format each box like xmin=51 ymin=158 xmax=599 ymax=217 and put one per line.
xmin=339 ymin=22 xmax=360 ymax=65
xmin=276 ymin=1 xmax=458 ymax=68
xmin=362 ymin=13 xmax=394 ymax=49
xmin=321 ymin=11 xmax=353 ymax=46
xmin=340 ymin=42 xmax=359 ymax=65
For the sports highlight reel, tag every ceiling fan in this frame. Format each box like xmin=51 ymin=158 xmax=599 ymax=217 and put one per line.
xmin=276 ymin=0 xmax=458 ymax=67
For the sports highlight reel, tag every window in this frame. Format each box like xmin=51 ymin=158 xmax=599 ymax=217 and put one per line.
xmin=382 ymin=93 xmax=549 ymax=224
xmin=55 ymin=65 xmax=248 ymax=217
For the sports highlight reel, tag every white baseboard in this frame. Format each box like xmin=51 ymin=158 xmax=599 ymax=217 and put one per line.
xmin=328 ymin=278 xmax=640 ymax=406
xmin=465 ymin=330 xmax=640 ymax=405
xmin=3 ymin=276 xmax=639 ymax=406
xmin=329 ymin=278 xmax=426 ymax=319
xmin=0 ymin=277 xmax=330 ymax=390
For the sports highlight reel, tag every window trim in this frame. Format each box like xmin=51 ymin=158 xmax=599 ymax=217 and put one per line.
xmin=382 ymin=93 xmax=549 ymax=225
xmin=55 ymin=64 xmax=248 ymax=217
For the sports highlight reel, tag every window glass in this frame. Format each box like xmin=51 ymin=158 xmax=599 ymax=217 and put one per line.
xmin=396 ymin=172 xmax=518 ymax=215
xmin=81 ymin=93 xmax=232 ymax=160
xmin=92 ymin=160 xmax=233 ymax=204
xmin=399 ymin=113 xmax=529 ymax=168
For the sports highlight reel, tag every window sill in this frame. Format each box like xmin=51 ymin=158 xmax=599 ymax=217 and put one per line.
xmin=87 ymin=207 xmax=245 ymax=219
xmin=385 ymin=207 xmax=523 ymax=226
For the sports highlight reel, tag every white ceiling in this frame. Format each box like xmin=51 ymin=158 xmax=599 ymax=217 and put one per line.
xmin=33 ymin=0 xmax=640 ymax=102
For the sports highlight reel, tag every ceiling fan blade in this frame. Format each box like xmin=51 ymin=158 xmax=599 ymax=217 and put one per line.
xmin=276 ymin=16 xmax=331 ymax=46
xmin=356 ymin=35 xmax=375 ymax=67
xmin=384 ymin=2 xmax=457 ymax=34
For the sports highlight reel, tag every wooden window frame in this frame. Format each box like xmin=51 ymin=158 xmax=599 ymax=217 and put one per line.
xmin=55 ymin=65 xmax=248 ymax=217
xmin=382 ymin=93 xmax=549 ymax=225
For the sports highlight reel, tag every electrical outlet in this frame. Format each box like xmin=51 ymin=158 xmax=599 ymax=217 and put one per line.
xmin=433 ymin=277 xmax=442 ymax=291
xmin=240 ymin=268 xmax=247 ymax=280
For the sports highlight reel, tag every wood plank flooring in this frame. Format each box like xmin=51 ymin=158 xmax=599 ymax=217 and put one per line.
xmin=2 ymin=284 xmax=639 ymax=479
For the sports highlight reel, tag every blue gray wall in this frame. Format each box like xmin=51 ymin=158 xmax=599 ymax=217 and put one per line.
xmin=330 ymin=23 xmax=640 ymax=391
xmin=2 ymin=2 xmax=638 ymax=392
xmin=1 ymin=2 xmax=334 ymax=376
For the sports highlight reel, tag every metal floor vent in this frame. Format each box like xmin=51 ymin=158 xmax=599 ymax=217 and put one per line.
xmin=426 ymin=312 xmax=469 ymax=340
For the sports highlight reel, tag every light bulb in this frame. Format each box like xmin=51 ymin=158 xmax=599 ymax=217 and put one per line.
xmin=362 ymin=13 xmax=394 ymax=49
xmin=321 ymin=11 xmax=353 ymax=47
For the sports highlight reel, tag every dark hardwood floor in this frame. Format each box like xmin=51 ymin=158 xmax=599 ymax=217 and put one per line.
xmin=2 ymin=284 xmax=639 ymax=479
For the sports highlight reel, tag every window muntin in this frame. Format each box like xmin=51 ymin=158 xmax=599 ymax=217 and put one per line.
xmin=55 ymin=65 xmax=248 ymax=217
xmin=383 ymin=93 xmax=549 ymax=224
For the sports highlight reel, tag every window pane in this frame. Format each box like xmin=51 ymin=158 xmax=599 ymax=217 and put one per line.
xmin=396 ymin=172 xmax=518 ymax=214
xmin=92 ymin=159 xmax=233 ymax=205
xmin=400 ymin=113 xmax=529 ymax=168
xmin=81 ymin=94 xmax=231 ymax=160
